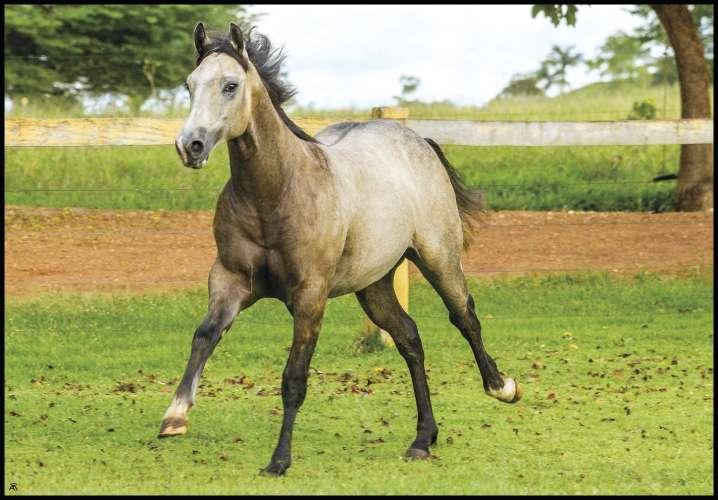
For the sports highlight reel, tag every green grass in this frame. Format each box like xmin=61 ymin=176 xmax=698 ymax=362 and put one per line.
xmin=447 ymin=144 xmax=678 ymax=212
xmin=5 ymin=145 xmax=225 ymax=211
xmin=5 ymin=272 xmax=713 ymax=494
xmin=4 ymin=143 xmax=680 ymax=212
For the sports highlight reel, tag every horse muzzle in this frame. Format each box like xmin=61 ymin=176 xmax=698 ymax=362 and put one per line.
xmin=175 ymin=134 xmax=210 ymax=169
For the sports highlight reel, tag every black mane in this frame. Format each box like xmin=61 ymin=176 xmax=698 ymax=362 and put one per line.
xmin=197 ymin=27 xmax=317 ymax=143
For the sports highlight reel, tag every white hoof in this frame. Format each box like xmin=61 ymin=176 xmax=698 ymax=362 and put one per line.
xmin=487 ymin=377 xmax=523 ymax=403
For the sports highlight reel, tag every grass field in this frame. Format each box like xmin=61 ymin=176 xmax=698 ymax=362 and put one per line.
xmin=4 ymin=143 xmax=679 ymax=212
xmin=5 ymin=272 xmax=713 ymax=494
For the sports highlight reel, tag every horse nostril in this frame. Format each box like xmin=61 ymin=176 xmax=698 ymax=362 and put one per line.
xmin=189 ymin=140 xmax=204 ymax=156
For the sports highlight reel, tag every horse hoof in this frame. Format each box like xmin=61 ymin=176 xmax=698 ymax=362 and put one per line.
xmin=260 ymin=463 xmax=289 ymax=476
xmin=487 ymin=377 xmax=523 ymax=404
xmin=405 ymin=448 xmax=431 ymax=460
xmin=158 ymin=416 xmax=188 ymax=437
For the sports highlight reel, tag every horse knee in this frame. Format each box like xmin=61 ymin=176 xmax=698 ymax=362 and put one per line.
xmin=191 ymin=319 xmax=223 ymax=353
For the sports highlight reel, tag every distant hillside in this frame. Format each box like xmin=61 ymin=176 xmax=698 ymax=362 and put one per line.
xmin=479 ymin=80 xmax=688 ymax=121
xmin=289 ymin=80 xmax=714 ymax=122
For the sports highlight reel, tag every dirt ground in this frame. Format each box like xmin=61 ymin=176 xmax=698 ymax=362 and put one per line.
xmin=4 ymin=205 xmax=713 ymax=297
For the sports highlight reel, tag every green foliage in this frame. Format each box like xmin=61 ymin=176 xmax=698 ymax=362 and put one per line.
xmin=497 ymin=44 xmax=584 ymax=99
xmin=532 ymin=5 xmax=713 ymax=85
xmin=531 ymin=4 xmax=579 ymax=27
xmin=630 ymin=4 xmax=713 ymax=82
xmin=627 ymin=99 xmax=657 ymax=120
xmin=4 ymin=273 xmax=713 ymax=493
xmin=586 ymin=32 xmax=652 ymax=82
xmin=4 ymin=5 xmax=253 ymax=109
xmin=498 ymin=73 xmax=545 ymax=98
xmin=630 ymin=4 xmax=713 ymax=63
xmin=536 ymin=45 xmax=584 ymax=94
xmin=393 ymin=75 xmax=422 ymax=106
xmin=691 ymin=4 xmax=715 ymax=77
xmin=651 ymin=54 xmax=679 ymax=86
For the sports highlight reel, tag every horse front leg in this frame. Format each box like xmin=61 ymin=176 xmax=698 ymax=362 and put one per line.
xmin=159 ymin=259 xmax=256 ymax=437
xmin=261 ymin=281 xmax=327 ymax=476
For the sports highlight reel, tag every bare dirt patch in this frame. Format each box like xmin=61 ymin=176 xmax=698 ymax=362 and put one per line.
xmin=4 ymin=206 xmax=713 ymax=297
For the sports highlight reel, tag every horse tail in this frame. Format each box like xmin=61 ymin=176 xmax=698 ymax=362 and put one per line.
xmin=424 ymin=137 xmax=485 ymax=250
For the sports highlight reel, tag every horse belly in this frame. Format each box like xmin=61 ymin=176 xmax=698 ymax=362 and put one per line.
xmin=329 ymin=217 xmax=412 ymax=297
xmin=323 ymin=131 xmax=424 ymax=296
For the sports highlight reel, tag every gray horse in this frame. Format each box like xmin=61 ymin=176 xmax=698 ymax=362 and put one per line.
xmin=160 ymin=22 xmax=522 ymax=476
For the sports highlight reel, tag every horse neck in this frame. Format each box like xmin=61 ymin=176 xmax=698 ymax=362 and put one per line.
xmin=227 ymin=82 xmax=310 ymax=210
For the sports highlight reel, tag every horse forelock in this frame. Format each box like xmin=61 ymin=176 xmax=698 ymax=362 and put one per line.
xmin=195 ymin=27 xmax=317 ymax=143
xmin=196 ymin=31 xmax=248 ymax=70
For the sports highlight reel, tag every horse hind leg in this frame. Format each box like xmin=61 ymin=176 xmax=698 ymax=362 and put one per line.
xmin=407 ymin=248 xmax=522 ymax=404
xmin=356 ymin=265 xmax=438 ymax=459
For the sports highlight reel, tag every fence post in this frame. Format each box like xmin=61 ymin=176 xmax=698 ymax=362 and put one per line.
xmin=361 ymin=106 xmax=411 ymax=347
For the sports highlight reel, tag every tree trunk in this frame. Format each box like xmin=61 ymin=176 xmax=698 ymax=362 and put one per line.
xmin=128 ymin=94 xmax=148 ymax=116
xmin=653 ymin=5 xmax=713 ymax=211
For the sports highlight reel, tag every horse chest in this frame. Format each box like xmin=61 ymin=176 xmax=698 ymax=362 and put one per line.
xmin=214 ymin=226 xmax=284 ymax=293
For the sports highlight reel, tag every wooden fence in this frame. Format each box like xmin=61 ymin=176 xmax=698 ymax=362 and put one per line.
xmin=4 ymin=115 xmax=713 ymax=147
xmin=4 ymin=109 xmax=713 ymax=345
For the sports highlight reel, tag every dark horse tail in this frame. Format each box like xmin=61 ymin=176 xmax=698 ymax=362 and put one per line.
xmin=424 ymin=137 xmax=485 ymax=250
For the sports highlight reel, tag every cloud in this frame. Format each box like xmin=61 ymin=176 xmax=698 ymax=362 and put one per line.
xmin=251 ymin=5 xmax=642 ymax=108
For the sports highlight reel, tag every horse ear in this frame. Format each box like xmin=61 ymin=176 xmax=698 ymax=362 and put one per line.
xmin=229 ymin=22 xmax=244 ymax=53
xmin=194 ymin=22 xmax=206 ymax=54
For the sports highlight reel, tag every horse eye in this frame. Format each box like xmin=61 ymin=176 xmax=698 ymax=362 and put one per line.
xmin=184 ymin=82 xmax=190 ymax=92
xmin=223 ymin=83 xmax=238 ymax=94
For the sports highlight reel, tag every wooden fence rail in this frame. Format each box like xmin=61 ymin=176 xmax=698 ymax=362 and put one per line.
xmin=406 ymin=118 xmax=714 ymax=146
xmin=4 ymin=117 xmax=713 ymax=147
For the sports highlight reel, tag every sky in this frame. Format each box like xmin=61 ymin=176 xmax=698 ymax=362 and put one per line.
xmin=249 ymin=4 xmax=645 ymax=109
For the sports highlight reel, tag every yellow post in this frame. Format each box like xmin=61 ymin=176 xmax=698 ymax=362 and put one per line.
xmin=362 ymin=107 xmax=411 ymax=347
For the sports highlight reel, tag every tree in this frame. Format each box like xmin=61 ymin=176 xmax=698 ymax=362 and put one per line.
xmin=537 ymin=45 xmax=584 ymax=94
xmin=532 ymin=4 xmax=713 ymax=211
xmin=653 ymin=5 xmax=713 ymax=211
xmin=630 ymin=4 xmax=713 ymax=80
xmin=393 ymin=75 xmax=421 ymax=105
xmin=534 ymin=4 xmax=713 ymax=85
xmin=498 ymin=73 xmax=545 ymax=98
xmin=586 ymin=32 xmax=652 ymax=82
xmin=531 ymin=4 xmax=578 ymax=27
xmin=4 ymin=5 xmax=254 ymax=112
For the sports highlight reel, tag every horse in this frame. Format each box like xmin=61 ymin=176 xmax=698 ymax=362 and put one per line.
xmin=160 ymin=22 xmax=522 ymax=476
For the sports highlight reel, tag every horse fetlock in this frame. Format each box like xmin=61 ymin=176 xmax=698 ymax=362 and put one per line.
xmin=486 ymin=377 xmax=523 ymax=404
xmin=418 ymin=424 xmax=439 ymax=445
xmin=430 ymin=428 xmax=439 ymax=445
